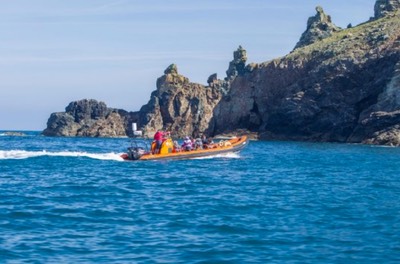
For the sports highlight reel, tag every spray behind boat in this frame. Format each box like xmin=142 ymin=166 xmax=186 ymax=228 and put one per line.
xmin=126 ymin=123 xmax=146 ymax=160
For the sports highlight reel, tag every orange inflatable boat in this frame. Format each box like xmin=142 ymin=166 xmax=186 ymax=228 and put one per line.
xmin=121 ymin=135 xmax=249 ymax=161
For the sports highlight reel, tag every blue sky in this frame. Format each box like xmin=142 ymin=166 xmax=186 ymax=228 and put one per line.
xmin=0 ymin=0 xmax=376 ymax=130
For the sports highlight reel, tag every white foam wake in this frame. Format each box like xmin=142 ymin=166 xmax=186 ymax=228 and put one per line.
xmin=193 ymin=152 xmax=241 ymax=160
xmin=0 ymin=150 xmax=124 ymax=161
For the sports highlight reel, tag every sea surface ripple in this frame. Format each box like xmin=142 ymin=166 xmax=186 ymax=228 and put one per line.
xmin=1 ymin=131 xmax=400 ymax=263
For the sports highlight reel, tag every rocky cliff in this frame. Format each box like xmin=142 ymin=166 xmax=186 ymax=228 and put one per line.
xmin=211 ymin=5 xmax=400 ymax=146
xmin=43 ymin=0 xmax=400 ymax=146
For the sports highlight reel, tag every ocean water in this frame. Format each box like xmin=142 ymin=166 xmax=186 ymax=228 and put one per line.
xmin=1 ymin=131 xmax=400 ymax=263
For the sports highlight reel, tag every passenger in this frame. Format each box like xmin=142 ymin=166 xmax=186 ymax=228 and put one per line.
xmin=195 ymin=138 xmax=203 ymax=150
xmin=201 ymin=135 xmax=207 ymax=145
xmin=207 ymin=137 xmax=215 ymax=148
xmin=201 ymin=135 xmax=209 ymax=148
xmin=181 ymin=136 xmax=193 ymax=151
xmin=173 ymin=140 xmax=181 ymax=152
xmin=153 ymin=130 xmax=165 ymax=154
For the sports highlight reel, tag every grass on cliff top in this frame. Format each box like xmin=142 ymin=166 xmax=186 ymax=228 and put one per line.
xmin=285 ymin=10 xmax=400 ymax=62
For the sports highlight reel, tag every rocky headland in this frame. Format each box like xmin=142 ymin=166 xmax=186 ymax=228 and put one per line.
xmin=43 ymin=0 xmax=400 ymax=146
xmin=42 ymin=99 xmax=138 ymax=137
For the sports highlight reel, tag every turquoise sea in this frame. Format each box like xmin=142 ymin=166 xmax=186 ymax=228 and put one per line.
xmin=1 ymin=131 xmax=399 ymax=263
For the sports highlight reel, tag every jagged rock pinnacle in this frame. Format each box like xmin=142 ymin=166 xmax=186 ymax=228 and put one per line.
xmin=294 ymin=6 xmax=341 ymax=50
xmin=374 ymin=0 xmax=400 ymax=18
xmin=164 ymin=63 xmax=178 ymax=75
xmin=207 ymin=73 xmax=218 ymax=85
xmin=226 ymin=45 xmax=247 ymax=80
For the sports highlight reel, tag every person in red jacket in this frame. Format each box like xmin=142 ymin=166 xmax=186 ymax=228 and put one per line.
xmin=153 ymin=130 xmax=171 ymax=154
xmin=153 ymin=130 xmax=164 ymax=154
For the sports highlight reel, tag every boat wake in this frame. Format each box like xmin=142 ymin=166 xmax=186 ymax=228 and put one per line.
xmin=0 ymin=150 xmax=124 ymax=161
xmin=193 ymin=152 xmax=241 ymax=160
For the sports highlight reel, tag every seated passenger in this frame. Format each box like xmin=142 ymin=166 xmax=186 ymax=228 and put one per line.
xmin=173 ymin=140 xmax=181 ymax=152
xmin=194 ymin=138 xmax=203 ymax=150
xmin=181 ymin=136 xmax=193 ymax=151
xmin=201 ymin=135 xmax=208 ymax=146
xmin=207 ymin=137 xmax=215 ymax=148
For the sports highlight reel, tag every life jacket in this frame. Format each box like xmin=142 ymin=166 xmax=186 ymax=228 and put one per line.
xmin=159 ymin=139 xmax=174 ymax=154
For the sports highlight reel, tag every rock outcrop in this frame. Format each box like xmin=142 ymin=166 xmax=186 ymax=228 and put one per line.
xmin=294 ymin=6 xmax=341 ymax=50
xmin=226 ymin=45 xmax=247 ymax=79
xmin=375 ymin=0 xmax=400 ymax=18
xmin=42 ymin=1 xmax=400 ymax=147
xmin=42 ymin=65 xmax=222 ymax=138
xmin=212 ymin=4 xmax=400 ymax=146
xmin=42 ymin=99 xmax=138 ymax=137
xmin=138 ymin=64 xmax=222 ymax=138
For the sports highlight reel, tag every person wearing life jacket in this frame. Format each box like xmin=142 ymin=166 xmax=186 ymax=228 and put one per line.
xmin=153 ymin=130 xmax=165 ymax=154
xmin=181 ymin=136 xmax=193 ymax=151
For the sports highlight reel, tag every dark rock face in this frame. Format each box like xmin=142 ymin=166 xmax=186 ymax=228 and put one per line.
xmin=42 ymin=99 xmax=138 ymax=137
xmin=212 ymin=11 xmax=400 ymax=146
xmin=65 ymin=99 xmax=109 ymax=123
xmin=349 ymin=60 xmax=400 ymax=145
xmin=294 ymin=6 xmax=341 ymax=50
xmin=375 ymin=0 xmax=400 ymax=18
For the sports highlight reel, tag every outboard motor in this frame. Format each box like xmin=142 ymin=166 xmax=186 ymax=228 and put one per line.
xmin=127 ymin=147 xmax=146 ymax=160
